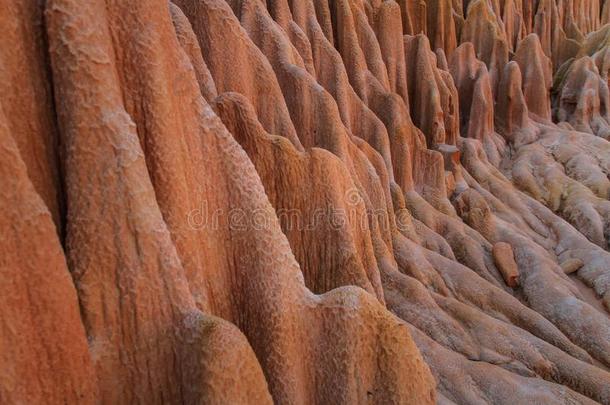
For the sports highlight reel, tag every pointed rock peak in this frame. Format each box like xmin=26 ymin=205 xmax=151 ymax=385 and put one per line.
xmin=464 ymin=0 xmax=493 ymax=19
xmin=496 ymin=61 xmax=535 ymax=143
xmin=449 ymin=41 xmax=479 ymax=69
xmin=170 ymin=2 xmax=218 ymax=102
xmin=604 ymin=2 xmax=610 ymax=26
xmin=501 ymin=0 xmax=526 ymax=52
xmin=369 ymin=0 xmax=410 ymax=102
xmin=513 ymin=33 xmax=553 ymax=120
xmin=449 ymin=42 xmax=502 ymax=164
xmin=397 ymin=0 xmax=427 ymax=35
xmin=564 ymin=14 xmax=586 ymax=43
xmin=425 ymin=0 xmax=458 ymax=55
xmin=405 ymin=34 xmax=460 ymax=148
xmin=463 ymin=0 xmax=505 ymax=33
xmin=449 ymin=42 xmax=490 ymax=103
xmin=404 ymin=34 xmax=444 ymax=146
xmin=532 ymin=0 xmax=584 ymax=70
xmin=173 ymin=0 xmax=304 ymax=151
xmin=436 ymin=47 xmax=449 ymax=70
xmin=554 ymin=55 xmax=610 ymax=139
xmin=461 ymin=0 xmax=509 ymax=97
xmin=577 ymin=23 xmax=610 ymax=57
xmin=558 ymin=0 xmax=602 ymax=36
xmin=213 ymin=91 xmax=386 ymax=301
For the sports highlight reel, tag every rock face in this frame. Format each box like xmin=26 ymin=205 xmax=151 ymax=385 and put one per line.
xmin=0 ymin=104 xmax=96 ymax=404
xmin=492 ymin=242 xmax=520 ymax=287
xmin=513 ymin=33 xmax=554 ymax=120
xmin=2 ymin=0 xmax=610 ymax=404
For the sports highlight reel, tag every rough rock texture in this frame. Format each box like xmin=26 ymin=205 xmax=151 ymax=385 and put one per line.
xmin=460 ymin=0 xmax=509 ymax=97
xmin=0 ymin=105 xmax=97 ymax=404
xmin=514 ymin=33 xmax=554 ymax=120
xmin=0 ymin=0 xmax=63 ymax=229
xmin=2 ymin=0 xmax=610 ymax=404
xmin=492 ymin=242 xmax=520 ymax=287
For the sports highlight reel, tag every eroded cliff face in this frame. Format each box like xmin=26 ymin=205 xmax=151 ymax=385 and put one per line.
xmin=1 ymin=0 xmax=610 ymax=404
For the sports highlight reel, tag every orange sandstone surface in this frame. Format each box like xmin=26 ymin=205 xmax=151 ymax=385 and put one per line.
xmin=1 ymin=0 xmax=610 ymax=404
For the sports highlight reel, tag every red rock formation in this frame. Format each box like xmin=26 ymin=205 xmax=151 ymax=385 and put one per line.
xmin=49 ymin=0 xmax=435 ymax=403
xmin=46 ymin=1 xmax=275 ymax=402
xmin=404 ymin=34 xmax=460 ymax=148
xmin=496 ymin=61 xmax=532 ymax=140
xmin=0 ymin=0 xmax=63 ymax=229
xmin=513 ymin=33 xmax=554 ymax=120
xmin=460 ymin=0 xmax=509 ymax=96
xmin=492 ymin=242 xmax=520 ymax=287
xmin=0 ymin=106 xmax=96 ymax=404
xmin=533 ymin=0 xmax=582 ymax=71
xmin=214 ymin=92 xmax=384 ymax=300
xmin=554 ymin=56 xmax=610 ymax=138
xmin=502 ymin=0 xmax=527 ymax=51
xmin=449 ymin=42 xmax=506 ymax=165
xmin=3 ymin=0 xmax=610 ymax=403
xmin=425 ymin=0 xmax=458 ymax=56
xmin=553 ymin=24 xmax=610 ymax=138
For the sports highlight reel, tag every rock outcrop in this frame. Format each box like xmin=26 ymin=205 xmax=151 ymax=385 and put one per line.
xmin=2 ymin=0 xmax=610 ymax=404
